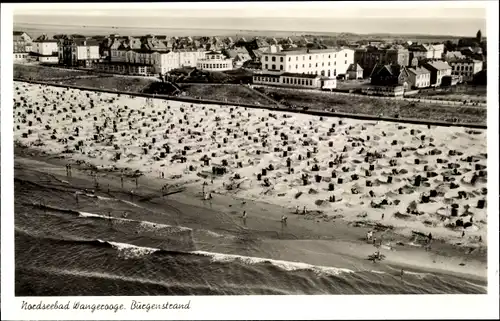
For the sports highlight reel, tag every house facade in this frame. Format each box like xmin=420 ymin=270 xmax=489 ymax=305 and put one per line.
xmin=252 ymin=72 xmax=336 ymax=90
xmin=422 ymin=60 xmax=452 ymax=87
xmin=196 ymin=51 xmax=233 ymax=71
xmin=406 ymin=66 xmax=431 ymax=88
xmin=261 ymin=48 xmax=352 ymax=79
xmin=33 ymin=40 xmax=58 ymax=56
xmin=448 ymin=58 xmax=483 ymax=82
xmin=59 ymin=38 xmax=100 ymax=67
xmin=369 ymin=64 xmax=410 ymax=88
xmin=346 ymin=63 xmax=363 ymax=79
xmin=13 ymin=31 xmax=32 ymax=54
xmin=354 ymin=47 xmax=410 ymax=77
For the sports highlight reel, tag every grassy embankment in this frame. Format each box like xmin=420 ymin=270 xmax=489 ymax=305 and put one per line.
xmin=14 ymin=64 xmax=486 ymax=125
xmin=253 ymin=87 xmax=486 ymax=125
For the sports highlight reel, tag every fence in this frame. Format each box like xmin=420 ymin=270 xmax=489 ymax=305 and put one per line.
xmin=13 ymin=78 xmax=486 ymax=129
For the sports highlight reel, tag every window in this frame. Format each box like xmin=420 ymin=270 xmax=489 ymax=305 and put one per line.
xmin=309 ymin=55 xmax=311 ymax=60
xmin=309 ymin=63 xmax=311 ymax=67
xmin=302 ymin=64 xmax=305 ymax=68
xmin=272 ymin=56 xmax=276 ymax=62
xmin=316 ymin=63 xmax=318 ymax=67
xmin=265 ymin=64 xmax=268 ymax=69
xmin=334 ymin=61 xmax=336 ymax=66
xmin=328 ymin=70 xmax=331 ymax=77
xmin=328 ymin=62 xmax=330 ymax=66
xmin=334 ymin=69 xmax=337 ymax=76
xmin=303 ymin=56 xmax=305 ymax=60
xmin=272 ymin=64 xmax=276 ymax=70
xmin=280 ymin=65 xmax=283 ymax=70
xmin=287 ymin=57 xmax=290 ymax=62
xmin=296 ymin=65 xmax=298 ymax=69
xmin=281 ymin=57 xmax=284 ymax=62
xmin=296 ymin=57 xmax=298 ymax=61
xmin=328 ymin=55 xmax=331 ymax=58
xmin=345 ymin=60 xmax=347 ymax=64
xmin=265 ymin=56 xmax=268 ymax=61
xmin=345 ymin=53 xmax=347 ymax=57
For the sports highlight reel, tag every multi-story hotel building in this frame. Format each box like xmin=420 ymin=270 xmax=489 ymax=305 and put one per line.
xmin=260 ymin=48 xmax=354 ymax=79
xmin=59 ymin=38 xmax=100 ymax=67
xmin=100 ymin=45 xmax=207 ymax=76
xmin=448 ymin=58 xmax=483 ymax=82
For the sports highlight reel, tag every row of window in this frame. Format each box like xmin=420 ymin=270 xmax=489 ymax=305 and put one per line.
xmin=452 ymin=71 xmax=474 ymax=77
xmin=263 ymin=65 xmax=337 ymax=77
xmin=199 ymin=63 xmax=231 ymax=69
xmin=255 ymin=76 xmax=314 ymax=86
xmin=264 ymin=53 xmax=348 ymax=62
xmin=451 ymin=64 xmax=475 ymax=71
xmin=14 ymin=53 xmax=27 ymax=59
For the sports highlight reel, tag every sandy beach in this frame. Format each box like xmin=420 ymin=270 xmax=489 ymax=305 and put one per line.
xmin=13 ymin=81 xmax=488 ymax=294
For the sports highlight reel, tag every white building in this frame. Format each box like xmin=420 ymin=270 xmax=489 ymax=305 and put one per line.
xmin=423 ymin=44 xmax=445 ymax=59
xmin=253 ymin=72 xmax=336 ymax=90
xmin=178 ymin=49 xmax=207 ymax=67
xmin=107 ymin=48 xmax=207 ymax=75
xmin=407 ymin=66 xmax=431 ymax=88
xmin=260 ymin=48 xmax=354 ymax=79
xmin=33 ymin=40 xmax=58 ymax=56
xmin=449 ymin=58 xmax=483 ymax=82
xmin=196 ymin=51 xmax=233 ymax=71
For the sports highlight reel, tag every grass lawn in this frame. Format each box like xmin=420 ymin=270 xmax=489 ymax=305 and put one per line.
xmin=14 ymin=64 xmax=97 ymax=80
xmin=179 ymin=84 xmax=272 ymax=106
xmin=414 ymin=84 xmax=487 ymax=102
xmin=255 ymin=87 xmax=486 ymax=125
xmin=62 ymin=76 xmax=157 ymax=93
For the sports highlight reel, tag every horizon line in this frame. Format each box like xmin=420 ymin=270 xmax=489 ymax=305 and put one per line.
xmin=13 ymin=22 xmax=485 ymax=38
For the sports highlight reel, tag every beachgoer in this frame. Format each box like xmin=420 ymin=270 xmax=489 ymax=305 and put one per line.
xmin=381 ymin=213 xmax=384 ymax=220
xmin=242 ymin=211 xmax=247 ymax=219
xmin=303 ymin=206 xmax=306 ymax=214
xmin=400 ymin=269 xmax=404 ymax=280
xmin=75 ymin=192 xmax=79 ymax=204
xmin=462 ymin=231 xmax=465 ymax=238
xmin=367 ymin=231 xmax=373 ymax=242
xmin=295 ymin=206 xmax=299 ymax=214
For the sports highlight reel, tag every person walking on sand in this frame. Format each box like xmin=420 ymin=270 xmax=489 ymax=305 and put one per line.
xmin=400 ymin=269 xmax=404 ymax=281
xmin=281 ymin=215 xmax=288 ymax=226
xmin=462 ymin=231 xmax=465 ymax=238
xmin=303 ymin=206 xmax=307 ymax=214
xmin=242 ymin=211 xmax=247 ymax=226
xmin=381 ymin=213 xmax=385 ymax=220
xmin=74 ymin=191 xmax=79 ymax=204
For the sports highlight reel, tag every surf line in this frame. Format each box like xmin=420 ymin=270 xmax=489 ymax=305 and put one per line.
xmin=99 ymin=239 xmax=354 ymax=276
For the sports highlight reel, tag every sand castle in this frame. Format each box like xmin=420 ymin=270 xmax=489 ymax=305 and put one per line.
xmin=13 ymin=81 xmax=488 ymax=246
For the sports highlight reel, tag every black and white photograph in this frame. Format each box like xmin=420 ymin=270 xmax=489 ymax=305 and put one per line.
xmin=1 ymin=1 xmax=499 ymax=319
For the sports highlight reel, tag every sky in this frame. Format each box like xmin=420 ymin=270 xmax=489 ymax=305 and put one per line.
xmin=12 ymin=2 xmax=487 ymax=36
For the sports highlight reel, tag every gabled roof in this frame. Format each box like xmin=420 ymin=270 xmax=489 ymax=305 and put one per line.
xmin=408 ymin=44 xmax=428 ymax=52
xmin=407 ymin=66 xmax=430 ymax=75
xmin=370 ymin=64 xmax=404 ymax=78
xmin=424 ymin=60 xmax=451 ymax=71
xmin=347 ymin=63 xmax=363 ymax=72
